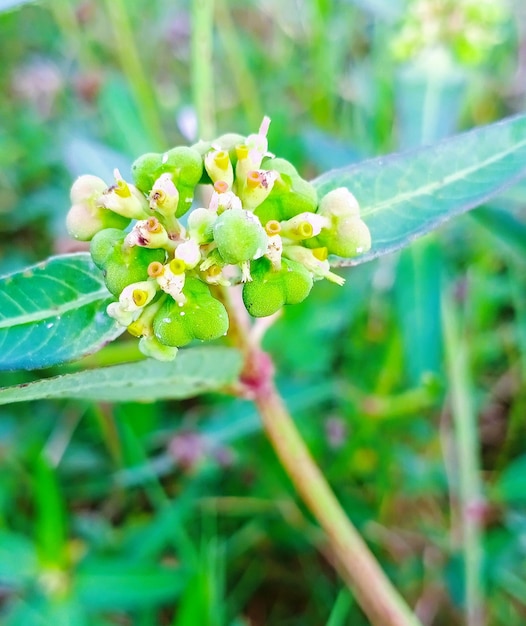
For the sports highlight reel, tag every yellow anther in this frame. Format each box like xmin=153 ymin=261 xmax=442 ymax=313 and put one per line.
xmin=150 ymin=189 xmax=166 ymax=206
xmin=127 ymin=321 xmax=144 ymax=337
xmin=115 ymin=179 xmax=131 ymax=198
xmin=148 ymin=261 xmax=164 ymax=278
xmin=132 ymin=289 xmax=148 ymax=307
xmin=265 ymin=220 xmax=281 ymax=236
xmin=236 ymin=144 xmax=249 ymax=160
xmin=295 ymin=222 xmax=313 ymax=239
xmin=312 ymin=247 xmax=328 ymax=261
xmin=206 ymin=265 xmax=222 ymax=278
xmin=214 ymin=150 xmax=229 ymax=169
xmin=246 ymin=170 xmax=261 ymax=189
xmin=146 ymin=217 xmax=162 ymax=233
xmin=169 ymin=258 xmax=186 ymax=274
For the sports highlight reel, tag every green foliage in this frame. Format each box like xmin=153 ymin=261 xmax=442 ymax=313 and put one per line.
xmin=0 ymin=254 xmax=122 ymax=370
xmin=314 ymin=113 xmax=526 ymax=265
xmin=0 ymin=347 xmax=242 ymax=404
xmin=1 ymin=0 xmax=526 ymax=625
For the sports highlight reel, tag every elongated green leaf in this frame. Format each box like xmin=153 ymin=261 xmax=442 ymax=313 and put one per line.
xmin=75 ymin=559 xmax=185 ymax=610
xmin=0 ymin=253 xmax=122 ymax=371
xmin=0 ymin=347 xmax=242 ymax=404
xmin=313 ymin=113 xmax=526 ymax=265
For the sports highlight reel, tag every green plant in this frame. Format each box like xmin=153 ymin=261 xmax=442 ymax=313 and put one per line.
xmin=2 ymin=106 xmax=526 ymax=626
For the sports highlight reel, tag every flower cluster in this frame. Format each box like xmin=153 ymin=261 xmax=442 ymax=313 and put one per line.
xmin=391 ymin=0 xmax=509 ymax=65
xmin=66 ymin=117 xmax=371 ymax=361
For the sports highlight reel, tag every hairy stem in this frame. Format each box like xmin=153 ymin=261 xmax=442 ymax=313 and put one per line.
xmin=222 ymin=287 xmax=422 ymax=626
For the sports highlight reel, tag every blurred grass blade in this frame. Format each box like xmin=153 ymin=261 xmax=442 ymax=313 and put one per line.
xmin=0 ymin=253 xmax=123 ymax=371
xmin=314 ymin=113 xmax=526 ymax=265
xmin=470 ymin=205 xmax=526 ymax=261
xmin=395 ymin=237 xmax=443 ymax=384
xmin=34 ymin=454 xmax=66 ymax=567
xmin=326 ymin=589 xmax=354 ymax=626
xmin=0 ymin=347 xmax=242 ymax=404
xmin=75 ymin=559 xmax=185 ymax=610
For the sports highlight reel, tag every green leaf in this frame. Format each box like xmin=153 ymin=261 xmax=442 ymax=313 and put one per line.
xmin=0 ymin=347 xmax=242 ymax=404
xmin=75 ymin=559 xmax=185 ymax=610
xmin=493 ymin=454 xmax=526 ymax=504
xmin=471 ymin=205 xmax=526 ymax=261
xmin=0 ymin=253 xmax=123 ymax=371
xmin=313 ymin=113 xmax=526 ymax=265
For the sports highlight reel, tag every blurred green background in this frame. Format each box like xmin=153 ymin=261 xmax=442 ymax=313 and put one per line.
xmin=1 ymin=0 xmax=526 ymax=624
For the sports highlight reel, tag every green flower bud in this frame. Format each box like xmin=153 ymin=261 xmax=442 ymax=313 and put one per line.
xmin=67 ymin=175 xmax=130 ymax=241
xmin=212 ymin=208 xmax=268 ymax=265
xmin=138 ymin=335 xmax=178 ymax=361
xmin=242 ymin=257 xmax=313 ymax=317
xmin=320 ymin=217 xmax=372 ymax=258
xmin=70 ymin=174 xmax=107 ymax=204
xmin=313 ymin=188 xmax=371 ymax=258
xmin=66 ymin=203 xmax=130 ymax=241
xmin=187 ymin=208 xmax=216 ymax=244
xmin=317 ymin=188 xmax=360 ymax=219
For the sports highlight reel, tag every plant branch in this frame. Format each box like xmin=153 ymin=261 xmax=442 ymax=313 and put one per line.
xmin=222 ymin=286 xmax=422 ymax=626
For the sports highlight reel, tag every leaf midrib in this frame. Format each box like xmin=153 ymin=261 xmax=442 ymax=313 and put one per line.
xmin=0 ymin=287 xmax=110 ymax=330
xmin=316 ymin=131 xmax=526 ymax=218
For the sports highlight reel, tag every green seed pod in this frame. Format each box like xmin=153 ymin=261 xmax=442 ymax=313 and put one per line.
xmin=260 ymin=157 xmax=300 ymax=179
xmin=187 ymin=297 xmax=229 ymax=341
xmin=153 ymin=277 xmax=229 ymax=346
xmin=162 ymin=146 xmax=203 ymax=188
xmin=131 ymin=152 xmax=163 ymax=194
xmin=91 ymin=229 xmax=165 ymax=296
xmin=242 ymin=257 xmax=313 ymax=317
xmin=213 ymin=208 xmax=268 ymax=265
xmin=90 ymin=228 xmax=127 ymax=268
xmin=131 ymin=147 xmax=203 ymax=199
xmin=175 ymin=183 xmax=196 ymax=217
xmin=153 ymin=299 xmax=194 ymax=347
xmin=281 ymin=259 xmax=314 ymax=304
